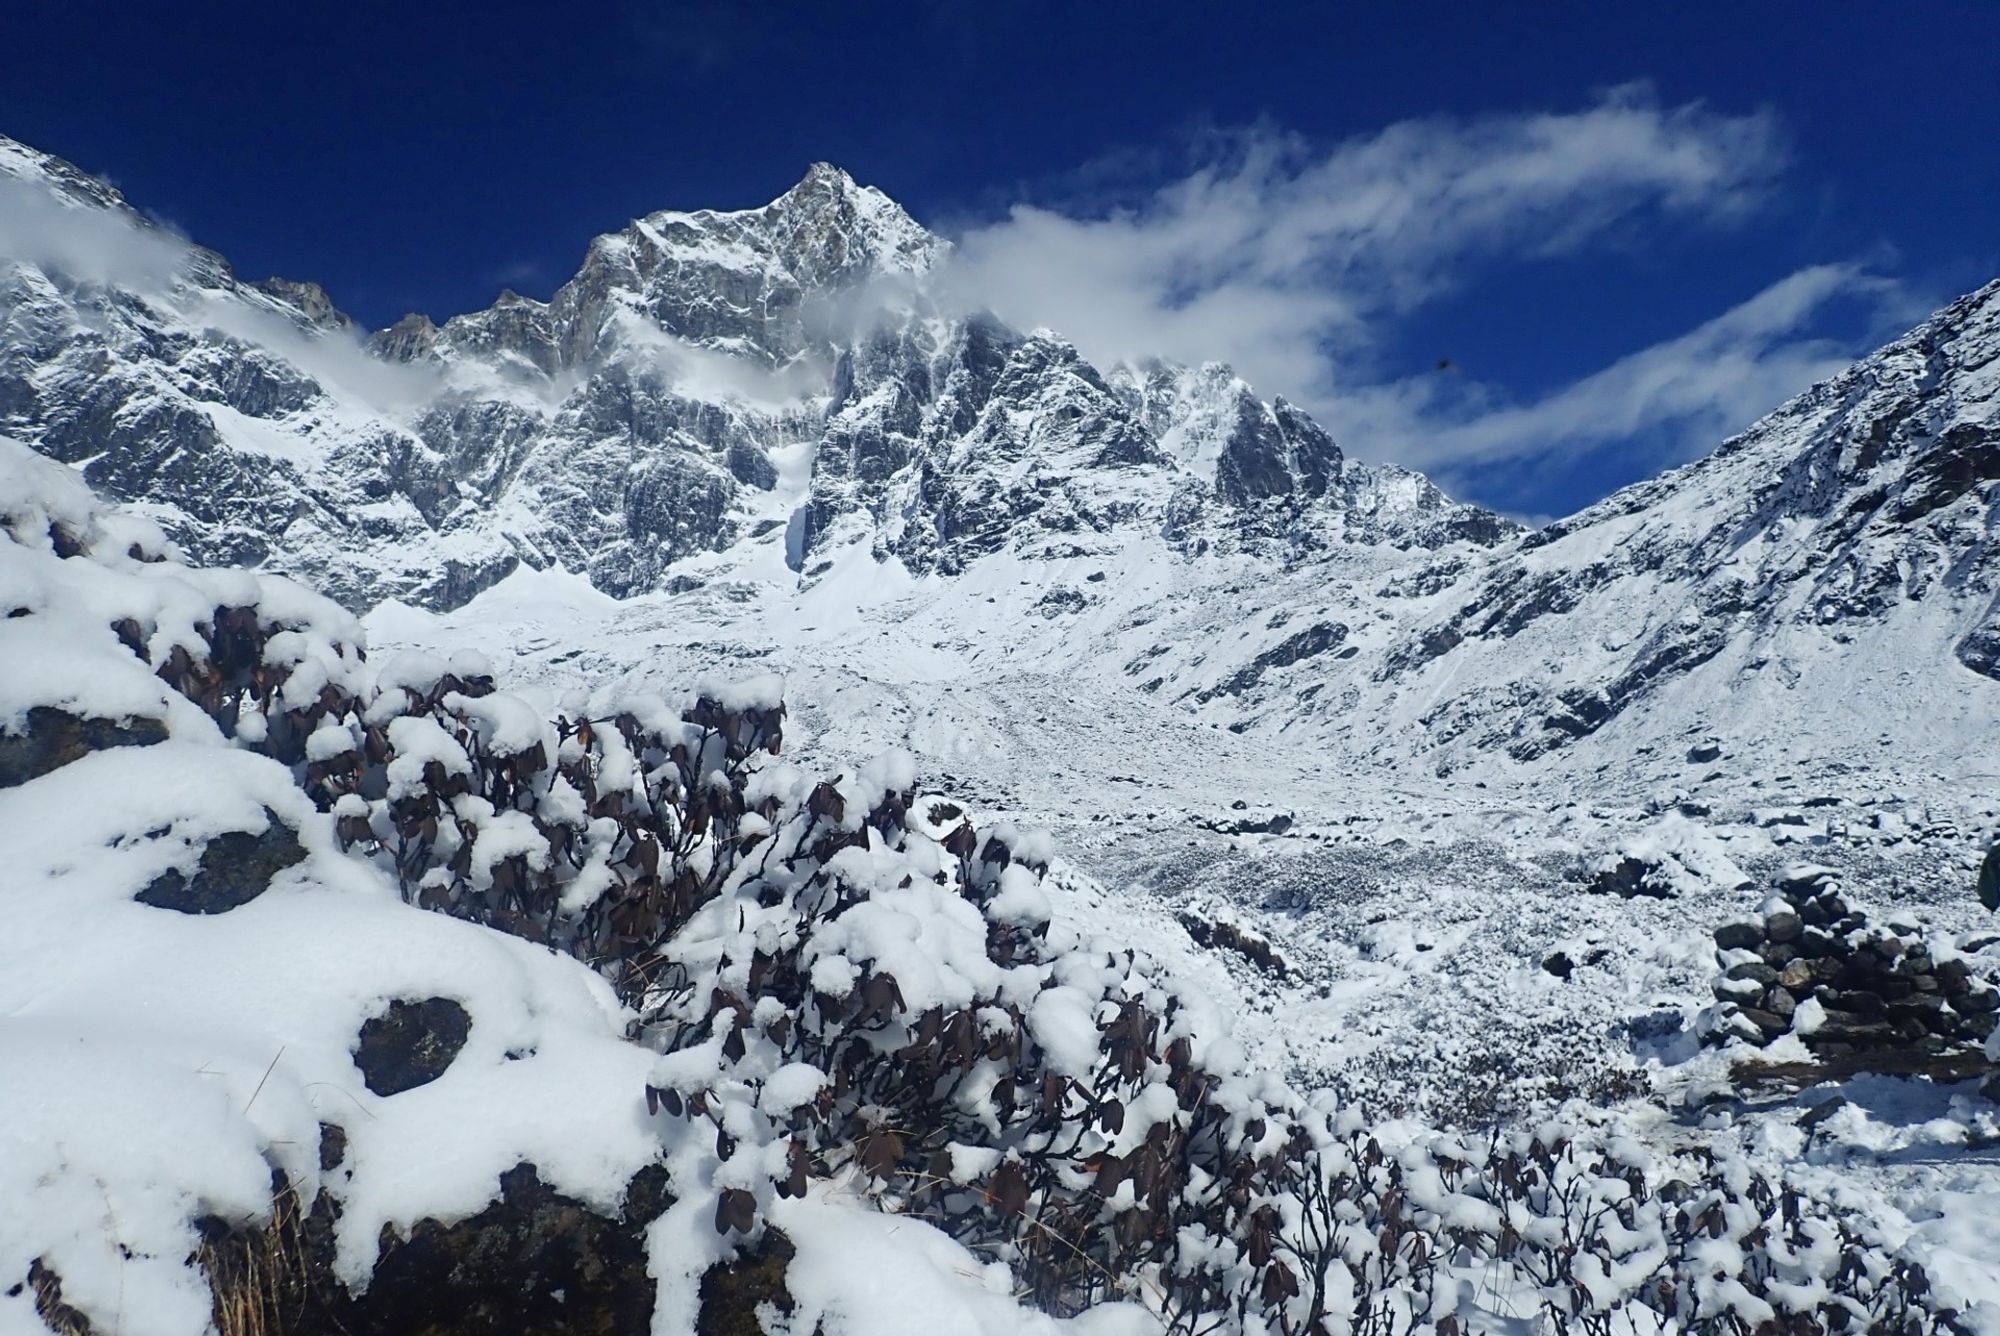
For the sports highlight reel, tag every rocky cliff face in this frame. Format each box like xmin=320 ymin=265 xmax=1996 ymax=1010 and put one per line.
xmin=0 ymin=134 xmax=1506 ymax=613
xmin=1357 ymin=277 xmax=2000 ymax=769
xmin=3 ymin=130 xmax=1994 ymax=791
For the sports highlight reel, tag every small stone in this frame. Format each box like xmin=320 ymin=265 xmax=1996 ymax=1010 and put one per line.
xmin=1726 ymin=961 xmax=1779 ymax=985
xmin=1891 ymin=1018 xmax=1929 ymax=1043
xmin=1542 ymin=952 xmax=1574 ymax=981
xmin=1739 ymin=1006 xmax=1790 ymax=1035
xmin=1778 ymin=959 xmax=1814 ymax=990
xmin=1764 ymin=987 xmax=1798 ymax=1020
xmin=1723 ymin=1011 xmax=1767 ymax=1046
xmin=1761 ymin=941 xmax=1799 ymax=967
xmin=319 ymin=1123 xmax=348 ymax=1172
xmin=1780 ymin=865 xmax=1836 ymax=894
xmin=1765 ymin=910 xmax=1804 ymax=943
xmin=1810 ymin=1017 xmax=1893 ymax=1046
xmin=1714 ymin=921 xmax=1764 ymax=951
xmin=1886 ymin=997 xmax=1944 ymax=1025
xmin=1831 ymin=991 xmax=1888 ymax=1018
xmin=1714 ymin=977 xmax=1765 ymax=1003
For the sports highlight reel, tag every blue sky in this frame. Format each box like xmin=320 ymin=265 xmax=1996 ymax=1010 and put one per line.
xmin=3 ymin=1 xmax=1995 ymax=520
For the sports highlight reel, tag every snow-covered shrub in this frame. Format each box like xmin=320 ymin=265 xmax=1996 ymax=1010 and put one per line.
xmin=0 ymin=439 xmax=1976 ymax=1335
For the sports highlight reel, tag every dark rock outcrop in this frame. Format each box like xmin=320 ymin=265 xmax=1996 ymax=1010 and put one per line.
xmin=1706 ymin=867 xmax=2000 ymax=1067
xmin=695 ymin=1232 xmax=797 ymax=1336
xmin=353 ymin=997 xmax=472 ymax=1096
xmin=134 ymin=811 xmax=307 ymax=913
xmin=0 ymin=706 xmax=167 ymax=788
xmin=194 ymin=1162 xmax=683 ymax=1336
xmin=1590 ymin=856 xmax=1676 ymax=900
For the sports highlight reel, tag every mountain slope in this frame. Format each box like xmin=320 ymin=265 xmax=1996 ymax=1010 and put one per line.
xmin=5 ymin=128 xmax=1994 ymax=806
xmin=0 ymin=133 xmax=1506 ymax=614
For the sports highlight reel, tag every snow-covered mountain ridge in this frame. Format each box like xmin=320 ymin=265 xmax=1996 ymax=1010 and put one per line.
xmin=0 ymin=132 xmax=1505 ymax=615
xmin=7 ymin=129 xmax=1993 ymax=795
xmin=7 ymin=129 xmax=2000 ymax=1335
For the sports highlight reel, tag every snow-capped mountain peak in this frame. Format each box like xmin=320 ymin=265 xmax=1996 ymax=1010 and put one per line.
xmin=0 ymin=132 xmax=1504 ymax=611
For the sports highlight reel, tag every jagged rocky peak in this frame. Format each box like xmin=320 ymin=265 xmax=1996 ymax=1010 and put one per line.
xmin=369 ymin=310 xmax=440 ymax=362
xmin=1124 ymin=360 xmax=1345 ymax=504
xmin=0 ymin=130 xmax=129 ymax=212
xmin=383 ymin=161 xmax=946 ymax=377
xmin=0 ymin=128 xmax=1515 ymax=613
xmin=572 ymin=159 xmax=944 ymax=363
xmin=253 ymin=276 xmax=355 ymax=333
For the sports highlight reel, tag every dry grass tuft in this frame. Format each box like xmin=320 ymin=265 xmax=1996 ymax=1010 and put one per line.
xmin=25 ymin=1259 xmax=94 ymax=1336
xmin=196 ymin=1182 xmax=334 ymax=1336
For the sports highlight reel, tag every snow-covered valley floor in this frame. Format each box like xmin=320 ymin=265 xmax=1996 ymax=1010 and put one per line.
xmin=356 ymin=539 xmax=2000 ymax=1330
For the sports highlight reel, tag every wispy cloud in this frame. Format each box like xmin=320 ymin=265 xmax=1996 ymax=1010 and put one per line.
xmin=1378 ymin=263 xmax=1915 ymax=478
xmin=939 ymin=87 xmax=1907 ymax=496
xmin=0 ymin=169 xmax=197 ymax=291
xmin=0 ymin=169 xmax=456 ymax=412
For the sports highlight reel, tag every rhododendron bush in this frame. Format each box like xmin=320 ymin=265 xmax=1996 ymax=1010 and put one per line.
xmin=0 ymin=438 xmax=1974 ymax=1334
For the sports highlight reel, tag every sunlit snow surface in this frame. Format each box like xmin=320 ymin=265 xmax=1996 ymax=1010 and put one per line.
xmin=0 ymin=442 xmax=1151 ymax=1336
xmin=358 ymin=499 xmax=2000 ymax=1327
xmin=5 ymin=120 xmax=2000 ymax=1328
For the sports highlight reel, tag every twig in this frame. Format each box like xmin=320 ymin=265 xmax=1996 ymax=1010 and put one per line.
xmin=244 ymin=1045 xmax=286 ymax=1116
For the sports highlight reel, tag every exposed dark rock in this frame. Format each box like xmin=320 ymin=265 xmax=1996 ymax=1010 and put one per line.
xmin=1714 ymin=921 xmax=1764 ymax=951
xmin=135 ymin=811 xmax=307 ymax=914
xmin=354 ymin=997 xmax=473 ymax=1095
xmin=1739 ymin=1007 xmax=1789 ymax=1035
xmin=357 ymin=1163 xmax=659 ymax=1335
xmin=198 ymin=1161 xmax=680 ymax=1336
xmin=1541 ymin=951 xmax=1575 ymax=981
xmin=696 ymin=1230 xmax=797 ymax=1336
xmin=1593 ymin=855 xmax=1675 ymax=900
xmin=1711 ymin=869 xmax=2000 ymax=1068
xmin=0 ymin=706 xmax=168 ymax=788
xmin=1177 ymin=909 xmax=1292 ymax=979
xmin=319 ymin=1123 xmax=348 ymax=1172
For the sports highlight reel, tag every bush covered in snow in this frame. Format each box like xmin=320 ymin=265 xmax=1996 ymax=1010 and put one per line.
xmin=0 ymin=437 xmax=1983 ymax=1335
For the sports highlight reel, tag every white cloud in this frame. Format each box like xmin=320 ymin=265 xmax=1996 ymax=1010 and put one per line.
xmin=0 ymin=169 xmax=455 ymax=414
xmin=945 ymin=87 xmax=1784 ymax=382
xmin=936 ymin=87 xmax=1915 ymax=493
xmin=0 ymin=171 xmax=197 ymax=292
xmin=1343 ymin=263 xmax=1917 ymax=480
